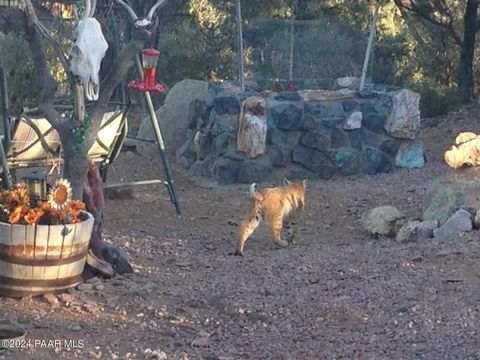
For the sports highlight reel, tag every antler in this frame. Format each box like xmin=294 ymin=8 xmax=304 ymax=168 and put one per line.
xmin=89 ymin=0 xmax=97 ymax=17
xmin=115 ymin=0 xmax=167 ymax=25
xmin=115 ymin=0 xmax=138 ymax=21
xmin=147 ymin=0 xmax=167 ymax=21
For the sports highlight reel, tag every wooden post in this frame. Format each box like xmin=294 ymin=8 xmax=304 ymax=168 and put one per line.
xmin=0 ymin=49 xmax=10 ymax=151
xmin=235 ymin=0 xmax=245 ymax=91
xmin=360 ymin=3 xmax=380 ymax=92
xmin=288 ymin=0 xmax=297 ymax=81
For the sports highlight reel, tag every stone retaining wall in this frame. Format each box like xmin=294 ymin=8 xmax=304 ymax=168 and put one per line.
xmin=176 ymin=84 xmax=424 ymax=185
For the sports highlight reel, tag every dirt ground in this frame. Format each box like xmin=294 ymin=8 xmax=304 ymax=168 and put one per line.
xmin=3 ymin=105 xmax=480 ymax=359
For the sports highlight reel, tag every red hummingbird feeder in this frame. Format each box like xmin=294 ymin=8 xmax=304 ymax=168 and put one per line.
xmin=128 ymin=48 xmax=167 ymax=92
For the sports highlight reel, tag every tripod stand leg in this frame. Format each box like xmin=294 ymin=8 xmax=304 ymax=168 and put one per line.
xmin=137 ymin=61 xmax=181 ymax=215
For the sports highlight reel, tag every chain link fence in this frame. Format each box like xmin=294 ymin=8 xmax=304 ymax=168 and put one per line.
xmin=240 ymin=17 xmax=370 ymax=88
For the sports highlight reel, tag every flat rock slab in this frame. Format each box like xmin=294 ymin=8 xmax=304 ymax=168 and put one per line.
xmin=298 ymin=89 xmax=355 ymax=101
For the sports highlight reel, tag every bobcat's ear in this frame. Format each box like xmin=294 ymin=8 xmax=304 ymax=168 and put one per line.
xmin=282 ymin=177 xmax=291 ymax=185
xmin=302 ymin=179 xmax=307 ymax=188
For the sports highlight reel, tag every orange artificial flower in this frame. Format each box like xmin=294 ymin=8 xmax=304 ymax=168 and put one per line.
xmin=1 ymin=180 xmax=86 ymax=225
xmin=69 ymin=200 xmax=85 ymax=212
xmin=8 ymin=206 xmax=28 ymax=224
xmin=24 ymin=208 xmax=44 ymax=225
xmin=40 ymin=201 xmax=52 ymax=212
xmin=68 ymin=200 xmax=86 ymax=223
xmin=10 ymin=186 xmax=29 ymax=206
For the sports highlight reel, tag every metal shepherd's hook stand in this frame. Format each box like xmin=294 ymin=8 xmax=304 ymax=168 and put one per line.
xmin=134 ymin=56 xmax=182 ymax=215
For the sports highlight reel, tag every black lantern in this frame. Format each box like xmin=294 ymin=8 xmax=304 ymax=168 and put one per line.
xmin=21 ymin=172 xmax=48 ymax=204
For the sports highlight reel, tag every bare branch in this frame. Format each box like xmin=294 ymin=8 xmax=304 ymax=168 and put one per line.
xmin=23 ymin=0 xmax=69 ymax=70
xmin=394 ymin=0 xmax=463 ymax=46
xmin=22 ymin=0 xmax=62 ymax=130
xmin=147 ymin=0 xmax=168 ymax=20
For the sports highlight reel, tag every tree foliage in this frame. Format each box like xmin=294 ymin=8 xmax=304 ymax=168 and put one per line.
xmin=2 ymin=0 xmax=480 ymax=118
xmin=394 ymin=0 xmax=480 ymax=103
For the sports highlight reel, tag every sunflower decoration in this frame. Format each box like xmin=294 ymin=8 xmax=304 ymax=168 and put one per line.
xmin=0 ymin=179 xmax=85 ymax=225
xmin=48 ymin=179 xmax=73 ymax=211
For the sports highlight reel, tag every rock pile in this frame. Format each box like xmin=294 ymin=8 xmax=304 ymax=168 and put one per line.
xmin=171 ymin=81 xmax=424 ymax=184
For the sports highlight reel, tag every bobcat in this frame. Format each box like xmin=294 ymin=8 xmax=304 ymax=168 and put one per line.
xmin=235 ymin=179 xmax=307 ymax=256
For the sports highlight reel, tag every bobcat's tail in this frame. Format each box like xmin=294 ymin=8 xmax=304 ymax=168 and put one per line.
xmin=249 ymin=183 xmax=263 ymax=202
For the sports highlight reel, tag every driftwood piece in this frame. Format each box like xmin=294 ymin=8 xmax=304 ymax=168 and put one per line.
xmin=237 ymin=96 xmax=267 ymax=158
xmin=444 ymin=132 xmax=480 ymax=169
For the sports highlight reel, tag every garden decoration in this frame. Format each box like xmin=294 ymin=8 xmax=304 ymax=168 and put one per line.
xmin=0 ymin=0 xmax=177 ymax=281
xmin=0 ymin=179 xmax=94 ymax=297
xmin=128 ymin=48 xmax=166 ymax=93
xmin=132 ymin=51 xmax=182 ymax=215
xmin=69 ymin=4 xmax=108 ymax=101
xmin=116 ymin=0 xmax=182 ymax=215
xmin=21 ymin=171 xmax=47 ymax=204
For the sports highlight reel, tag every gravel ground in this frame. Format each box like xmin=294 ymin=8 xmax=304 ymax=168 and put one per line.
xmin=2 ymin=105 xmax=480 ymax=359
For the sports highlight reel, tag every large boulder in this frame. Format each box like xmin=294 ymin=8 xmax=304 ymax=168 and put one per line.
xmin=331 ymin=148 xmax=361 ymax=176
xmin=444 ymin=132 xmax=480 ymax=169
xmin=292 ymin=145 xmax=336 ymax=179
xmin=384 ymin=89 xmax=421 ymax=139
xmin=300 ymin=130 xmax=330 ymax=151
xmin=137 ymin=79 xmax=209 ymax=159
xmin=362 ymin=147 xmax=393 ymax=175
xmin=395 ymin=141 xmax=425 ymax=169
xmin=423 ymin=168 xmax=480 ymax=225
xmin=271 ymin=102 xmax=304 ymax=130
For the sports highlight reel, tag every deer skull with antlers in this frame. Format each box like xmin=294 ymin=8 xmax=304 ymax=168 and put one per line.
xmin=69 ymin=0 xmax=108 ymax=101
xmin=116 ymin=0 xmax=167 ymax=27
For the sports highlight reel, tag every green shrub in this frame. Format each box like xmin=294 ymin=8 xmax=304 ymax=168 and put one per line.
xmin=418 ymin=86 xmax=461 ymax=118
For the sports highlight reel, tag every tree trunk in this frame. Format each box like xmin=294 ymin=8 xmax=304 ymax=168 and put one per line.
xmin=61 ymin=130 xmax=89 ymax=199
xmin=458 ymin=0 xmax=479 ymax=103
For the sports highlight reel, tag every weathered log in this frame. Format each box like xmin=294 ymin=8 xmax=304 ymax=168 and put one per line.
xmin=237 ymin=96 xmax=267 ymax=159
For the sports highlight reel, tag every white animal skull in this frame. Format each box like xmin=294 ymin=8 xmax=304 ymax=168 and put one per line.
xmin=69 ymin=18 xmax=108 ymax=101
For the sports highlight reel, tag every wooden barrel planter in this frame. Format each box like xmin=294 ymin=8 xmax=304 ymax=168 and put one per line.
xmin=0 ymin=211 xmax=94 ymax=297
